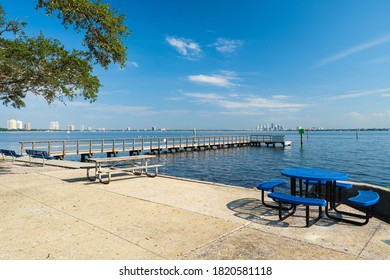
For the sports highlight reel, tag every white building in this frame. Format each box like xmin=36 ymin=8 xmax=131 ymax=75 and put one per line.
xmin=7 ymin=119 xmax=17 ymax=130
xmin=49 ymin=121 xmax=60 ymax=130
xmin=7 ymin=119 xmax=23 ymax=130
xmin=16 ymin=120 xmax=23 ymax=130
xmin=67 ymin=125 xmax=75 ymax=131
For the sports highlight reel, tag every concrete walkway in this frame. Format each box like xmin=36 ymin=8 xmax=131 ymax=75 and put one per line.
xmin=0 ymin=167 xmax=389 ymax=260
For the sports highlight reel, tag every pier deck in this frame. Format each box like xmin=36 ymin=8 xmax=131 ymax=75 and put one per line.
xmin=20 ymin=135 xmax=291 ymax=160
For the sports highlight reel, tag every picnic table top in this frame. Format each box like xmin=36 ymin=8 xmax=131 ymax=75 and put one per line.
xmin=86 ymin=155 xmax=156 ymax=164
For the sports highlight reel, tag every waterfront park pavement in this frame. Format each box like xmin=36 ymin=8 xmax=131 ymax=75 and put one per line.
xmin=0 ymin=159 xmax=389 ymax=260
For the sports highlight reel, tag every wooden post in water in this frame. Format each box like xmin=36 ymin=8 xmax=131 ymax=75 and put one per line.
xmin=356 ymin=129 xmax=359 ymax=139
xmin=193 ymin=128 xmax=197 ymax=146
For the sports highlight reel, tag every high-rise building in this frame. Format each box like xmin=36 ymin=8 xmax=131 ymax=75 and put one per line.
xmin=67 ymin=125 xmax=75 ymax=131
xmin=16 ymin=120 xmax=23 ymax=130
xmin=49 ymin=121 xmax=60 ymax=130
xmin=24 ymin=123 xmax=31 ymax=130
xmin=7 ymin=119 xmax=17 ymax=130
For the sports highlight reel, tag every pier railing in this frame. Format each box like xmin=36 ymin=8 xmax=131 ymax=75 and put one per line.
xmin=250 ymin=134 xmax=285 ymax=143
xmin=20 ymin=135 xmax=252 ymax=159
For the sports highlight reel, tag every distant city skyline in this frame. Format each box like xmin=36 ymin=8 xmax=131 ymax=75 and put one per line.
xmin=1 ymin=1 xmax=390 ymax=129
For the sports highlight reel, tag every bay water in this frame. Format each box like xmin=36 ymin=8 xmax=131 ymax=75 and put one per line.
xmin=1 ymin=130 xmax=389 ymax=188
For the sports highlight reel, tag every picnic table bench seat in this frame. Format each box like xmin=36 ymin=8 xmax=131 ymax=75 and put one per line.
xmin=328 ymin=190 xmax=380 ymax=226
xmin=306 ymin=180 xmax=352 ymax=189
xmin=268 ymin=192 xmax=327 ymax=227
xmin=256 ymin=180 xmax=287 ymax=209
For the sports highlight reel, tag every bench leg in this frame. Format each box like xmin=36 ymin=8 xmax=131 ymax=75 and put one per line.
xmin=98 ymin=171 xmax=111 ymax=184
xmin=306 ymin=206 xmax=323 ymax=227
xmin=261 ymin=191 xmax=293 ymax=210
xmin=276 ymin=202 xmax=297 ymax=221
xmin=326 ymin=204 xmax=372 ymax=226
xmin=87 ymin=168 xmax=97 ymax=181
xmin=276 ymin=203 xmax=323 ymax=227
xmin=145 ymin=166 xmax=158 ymax=178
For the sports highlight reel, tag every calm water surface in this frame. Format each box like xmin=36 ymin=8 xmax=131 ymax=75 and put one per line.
xmin=1 ymin=130 xmax=389 ymax=187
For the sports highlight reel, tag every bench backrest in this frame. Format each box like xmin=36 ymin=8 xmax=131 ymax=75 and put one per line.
xmin=25 ymin=149 xmax=49 ymax=158
xmin=1 ymin=149 xmax=18 ymax=157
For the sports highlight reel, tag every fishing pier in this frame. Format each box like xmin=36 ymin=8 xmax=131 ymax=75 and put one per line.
xmin=20 ymin=134 xmax=291 ymax=161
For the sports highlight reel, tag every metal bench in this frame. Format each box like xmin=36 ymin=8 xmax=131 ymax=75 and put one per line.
xmin=0 ymin=149 xmax=22 ymax=163
xmin=86 ymin=155 xmax=163 ymax=184
xmin=268 ymin=192 xmax=327 ymax=227
xmin=95 ymin=164 xmax=163 ymax=184
xmin=25 ymin=149 xmax=54 ymax=166
xmin=328 ymin=190 xmax=380 ymax=225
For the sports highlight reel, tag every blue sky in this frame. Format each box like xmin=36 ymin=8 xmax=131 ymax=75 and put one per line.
xmin=2 ymin=0 xmax=390 ymax=130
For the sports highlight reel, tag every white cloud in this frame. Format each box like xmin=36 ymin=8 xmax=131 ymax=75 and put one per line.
xmin=166 ymin=36 xmax=201 ymax=60
xmin=312 ymin=34 xmax=390 ymax=69
xmin=183 ymin=92 xmax=304 ymax=111
xmin=188 ymin=74 xmax=232 ymax=87
xmin=65 ymin=101 xmax=157 ymax=116
xmin=211 ymin=37 xmax=243 ymax=54
xmin=373 ymin=110 xmax=390 ymax=118
xmin=329 ymin=88 xmax=390 ymax=100
xmin=272 ymin=95 xmax=292 ymax=100
xmin=184 ymin=92 xmax=222 ymax=102
xmin=349 ymin=111 xmax=367 ymax=120
xmin=128 ymin=61 xmax=139 ymax=68
xmin=188 ymin=71 xmax=239 ymax=87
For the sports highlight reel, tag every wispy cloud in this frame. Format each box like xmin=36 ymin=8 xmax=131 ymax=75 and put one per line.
xmin=183 ymin=92 xmax=304 ymax=111
xmin=166 ymin=36 xmax=201 ymax=60
xmin=349 ymin=111 xmax=367 ymax=120
xmin=373 ymin=110 xmax=390 ymax=117
xmin=188 ymin=71 xmax=239 ymax=87
xmin=66 ymin=101 xmax=157 ymax=116
xmin=211 ymin=37 xmax=243 ymax=54
xmin=128 ymin=61 xmax=139 ymax=68
xmin=366 ymin=55 xmax=390 ymax=64
xmin=272 ymin=95 xmax=292 ymax=100
xmin=312 ymin=34 xmax=390 ymax=69
xmin=328 ymin=88 xmax=390 ymax=100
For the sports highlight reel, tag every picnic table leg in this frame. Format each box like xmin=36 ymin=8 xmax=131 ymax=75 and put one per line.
xmin=146 ymin=166 xmax=158 ymax=178
xmin=290 ymin=178 xmax=296 ymax=195
xmin=325 ymin=181 xmax=333 ymax=218
xmin=133 ymin=160 xmax=143 ymax=175
xmin=87 ymin=163 xmax=99 ymax=181
xmin=87 ymin=167 xmax=97 ymax=181
xmin=98 ymin=171 xmax=111 ymax=184
xmin=87 ymin=168 xmax=96 ymax=181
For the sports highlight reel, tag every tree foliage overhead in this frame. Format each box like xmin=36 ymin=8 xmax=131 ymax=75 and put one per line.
xmin=0 ymin=0 xmax=130 ymax=109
